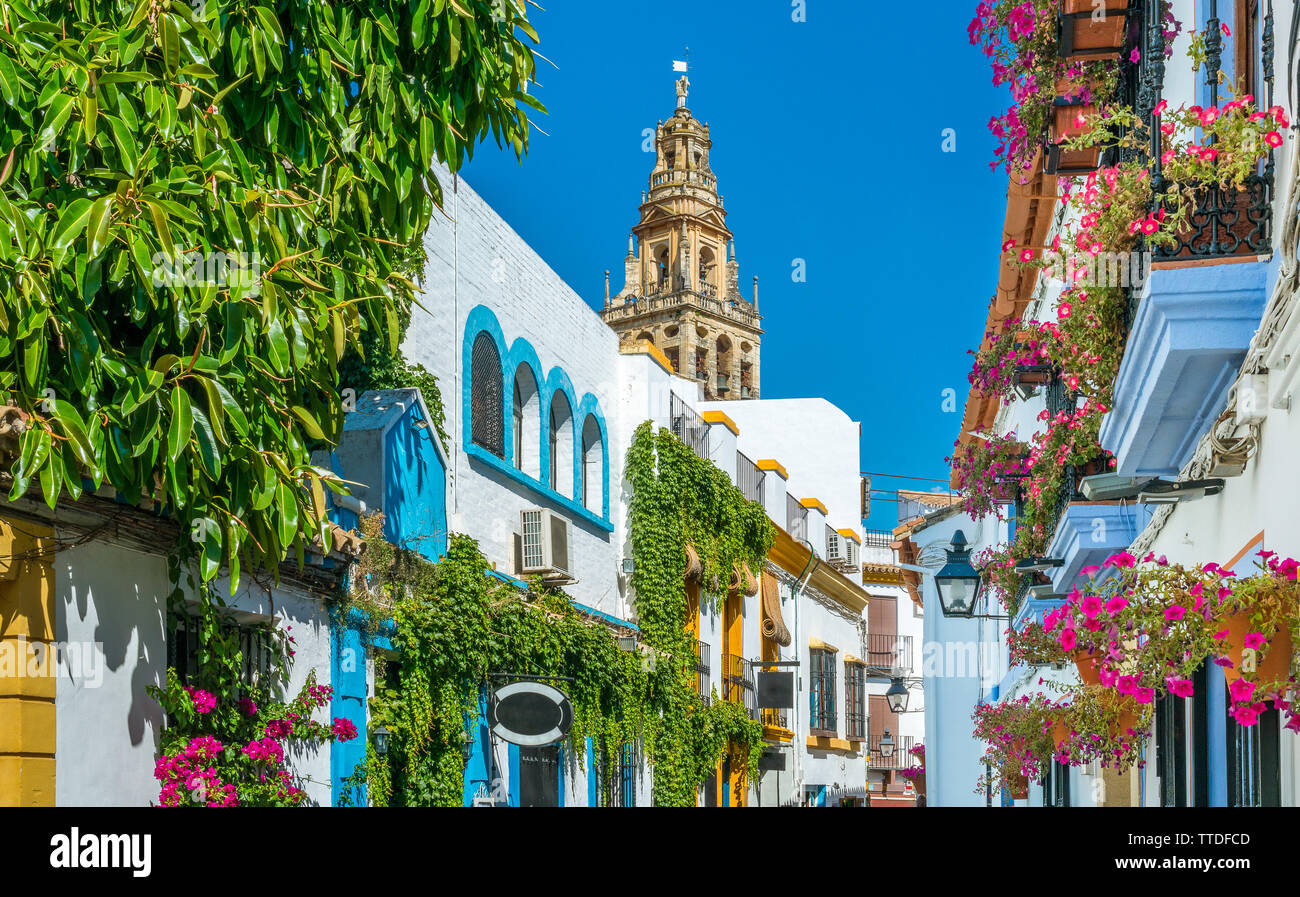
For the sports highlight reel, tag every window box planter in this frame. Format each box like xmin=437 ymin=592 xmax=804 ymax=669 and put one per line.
xmin=1058 ymin=0 xmax=1131 ymax=62
xmin=1044 ymin=97 xmax=1113 ymax=176
xmin=1008 ymin=773 xmax=1029 ymax=800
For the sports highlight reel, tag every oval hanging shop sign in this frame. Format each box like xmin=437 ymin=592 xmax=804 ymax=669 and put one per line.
xmin=488 ymin=681 xmax=574 ymax=747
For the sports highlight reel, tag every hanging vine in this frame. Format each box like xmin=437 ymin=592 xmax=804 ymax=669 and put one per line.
xmin=364 ymin=421 xmax=774 ymax=806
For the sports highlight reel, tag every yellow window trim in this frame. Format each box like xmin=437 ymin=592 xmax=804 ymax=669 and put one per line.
xmin=835 ymin=528 xmax=861 ymax=544
xmin=805 ymin=735 xmax=854 ymax=753
xmin=755 ymin=459 xmax=788 ymax=479
xmin=843 ymin=654 xmax=864 ymax=666
xmin=809 ymin=638 xmax=838 ymax=652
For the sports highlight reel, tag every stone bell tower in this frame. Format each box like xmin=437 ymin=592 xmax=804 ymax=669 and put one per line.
xmin=600 ymin=75 xmax=762 ymax=401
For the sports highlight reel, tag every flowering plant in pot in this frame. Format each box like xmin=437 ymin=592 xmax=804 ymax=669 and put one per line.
xmin=1213 ymin=552 xmax=1299 ymax=727
xmin=972 ymin=692 xmax=1070 ymax=790
xmin=1049 ymin=551 xmax=1300 ymax=729
xmin=969 ymin=0 xmax=1122 ymax=175
xmin=1053 ymin=684 xmax=1149 ymax=772
xmin=1008 ymin=620 xmax=1069 ymax=667
xmin=899 ymin=742 xmax=926 ymax=787
xmin=967 ymin=317 xmax=1054 ymax=401
xmin=977 ymin=544 xmax=1028 ymax=615
xmin=949 ymin=430 xmax=1030 ymax=519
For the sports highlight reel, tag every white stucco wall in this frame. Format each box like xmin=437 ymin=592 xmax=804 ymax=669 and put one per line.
xmin=54 ymin=539 xmax=338 ymax=807
xmin=702 ymin=398 xmax=863 ymax=542
xmin=404 ymin=165 xmax=626 ymax=623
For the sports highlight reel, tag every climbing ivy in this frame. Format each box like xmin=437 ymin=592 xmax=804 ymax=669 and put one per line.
xmin=365 ymin=532 xmax=651 ymax=806
xmin=625 ymin=421 xmax=773 ymax=805
xmin=362 ymin=421 xmax=774 ymax=807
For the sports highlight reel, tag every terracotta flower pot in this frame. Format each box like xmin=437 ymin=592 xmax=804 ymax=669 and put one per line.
xmin=1059 ymin=0 xmax=1131 ymax=62
xmin=1074 ymin=651 xmax=1101 ymax=687
xmin=1008 ymin=773 xmax=1029 ymax=800
xmin=1052 ymin=719 xmax=1071 ymax=749
xmin=1218 ymin=611 xmax=1295 ymax=685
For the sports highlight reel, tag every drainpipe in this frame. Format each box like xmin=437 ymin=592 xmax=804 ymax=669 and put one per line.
xmin=791 ymin=539 xmax=819 ymax=806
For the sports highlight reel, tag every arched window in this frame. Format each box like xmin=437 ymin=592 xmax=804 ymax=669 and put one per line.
xmin=581 ymin=415 xmax=603 ymax=514
xmin=548 ymin=392 xmax=573 ymax=497
xmin=470 ymin=332 xmax=504 ymax=458
xmin=513 ymin=365 xmax=540 ymax=477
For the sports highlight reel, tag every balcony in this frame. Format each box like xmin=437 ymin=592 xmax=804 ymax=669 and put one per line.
xmin=1043 ymin=502 xmax=1155 ymax=598
xmin=868 ymin=733 xmax=913 ymax=771
xmin=1100 ymin=261 xmax=1269 ymax=477
xmin=721 ymin=654 xmax=757 ymax=720
xmin=865 ymin=634 xmax=913 ymax=677
xmin=691 ymin=637 xmax=711 ymax=704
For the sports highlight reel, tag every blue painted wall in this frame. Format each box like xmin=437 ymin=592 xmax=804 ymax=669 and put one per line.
xmin=329 ymin=393 xmax=447 ymax=805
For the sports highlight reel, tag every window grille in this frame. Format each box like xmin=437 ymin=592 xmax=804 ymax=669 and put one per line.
xmin=845 ymin=661 xmax=865 ymax=739
xmin=470 ymin=332 xmax=504 ymax=457
xmin=809 ymin=648 xmax=836 ymax=735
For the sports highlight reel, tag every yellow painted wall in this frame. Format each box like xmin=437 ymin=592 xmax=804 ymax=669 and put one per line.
xmin=0 ymin=517 xmax=56 ymax=806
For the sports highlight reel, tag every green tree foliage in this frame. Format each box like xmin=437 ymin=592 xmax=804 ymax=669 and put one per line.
xmin=0 ymin=0 xmax=541 ymax=586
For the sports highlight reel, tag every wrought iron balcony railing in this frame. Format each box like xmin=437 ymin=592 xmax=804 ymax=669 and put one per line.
xmin=1141 ymin=0 xmax=1274 ymax=263
xmin=868 ymin=733 xmax=914 ymax=770
xmin=721 ymin=654 xmax=757 ymax=719
xmin=865 ymin=634 xmax=913 ymax=676
xmin=691 ymin=637 xmax=711 ymax=703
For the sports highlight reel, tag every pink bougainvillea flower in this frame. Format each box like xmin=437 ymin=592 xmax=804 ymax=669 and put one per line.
xmin=1134 ymin=687 xmax=1156 ymax=704
xmin=1228 ymin=679 xmax=1257 ymax=703
xmin=1116 ymin=675 xmax=1138 ymax=695
xmin=1164 ymin=605 xmax=1186 ymax=623
xmin=1243 ymin=632 xmax=1267 ymax=650
xmin=1019 ymin=248 xmax=1034 ymax=262
xmin=1166 ymin=678 xmax=1194 ymax=698
xmin=1002 ymin=238 xmax=1016 ymax=252
xmin=1103 ymin=552 xmax=1136 ymax=569
xmin=1153 ymin=99 xmax=1167 ymax=116
xmin=1266 ymin=130 xmax=1284 ymax=147
xmin=1104 ymin=595 xmax=1128 ymax=614
xmin=1058 ymin=301 xmax=1072 ymax=319
xmin=1199 ymin=106 xmax=1220 ymax=126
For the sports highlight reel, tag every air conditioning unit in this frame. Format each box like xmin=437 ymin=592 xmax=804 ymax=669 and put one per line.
xmin=519 ymin=509 xmax=572 ymax=580
xmin=826 ymin=531 xmax=859 ymax=572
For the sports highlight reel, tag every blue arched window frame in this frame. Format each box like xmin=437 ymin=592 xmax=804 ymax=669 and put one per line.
xmin=461 ymin=305 xmax=612 ymax=531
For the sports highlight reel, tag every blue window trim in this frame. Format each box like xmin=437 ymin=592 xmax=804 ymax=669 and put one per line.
xmin=462 ymin=305 xmax=612 ymax=532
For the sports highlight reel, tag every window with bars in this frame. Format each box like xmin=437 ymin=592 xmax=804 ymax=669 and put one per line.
xmin=596 ymin=743 xmax=637 ymax=807
xmin=808 ymin=648 xmax=836 ymax=735
xmin=470 ymin=332 xmax=504 ymax=458
xmin=844 ymin=660 xmax=865 ymax=739
xmin=168 ymin=609 xmax=275 ymax=691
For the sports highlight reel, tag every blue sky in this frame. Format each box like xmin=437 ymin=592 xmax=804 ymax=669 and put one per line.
xmin=461 ymin=0 xmax=1007 ymax=529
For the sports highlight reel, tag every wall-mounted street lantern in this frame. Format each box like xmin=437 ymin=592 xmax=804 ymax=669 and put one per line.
xmin=373 ymin=725 xmax=390 ymax=758
xmin=879 ymin=728 xmax=896 ymax=759
xmin=935 ymin=530 xmax=981 ymax=618
xmin=461 ymin=728 xmax=476 ymax=768
xmin=886 ymin=677 xmax=910 ymax=714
